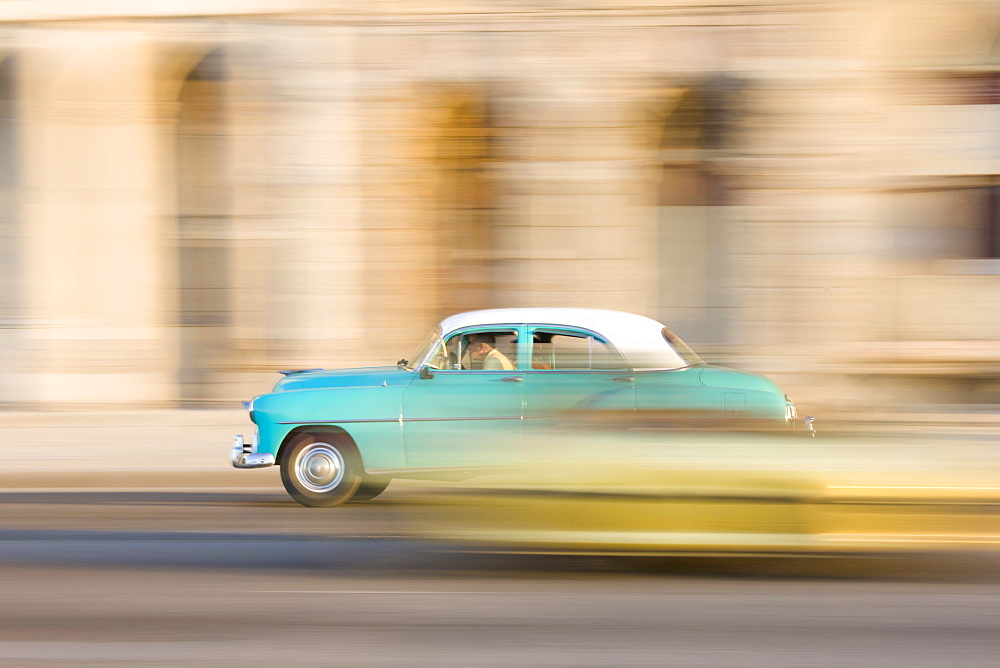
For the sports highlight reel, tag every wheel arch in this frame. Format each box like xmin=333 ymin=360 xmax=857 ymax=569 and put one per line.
xmin=278 ymin=426 xmax=363 ymax=468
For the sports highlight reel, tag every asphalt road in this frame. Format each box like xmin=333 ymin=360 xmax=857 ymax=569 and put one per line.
xmin=3 ymin=485 xmax=1000 ymax=666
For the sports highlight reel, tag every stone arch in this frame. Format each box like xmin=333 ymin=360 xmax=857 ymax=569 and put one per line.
xmin=363 ymin=81 xmax=503 ymax=349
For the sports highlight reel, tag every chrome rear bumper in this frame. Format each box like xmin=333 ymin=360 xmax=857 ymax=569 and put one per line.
xmin=231 ymin=434 xmax=275 ymax=469
xmin=804 ymin=416 xmax=816 ymax=437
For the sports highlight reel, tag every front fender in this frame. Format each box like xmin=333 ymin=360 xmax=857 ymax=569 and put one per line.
xmin=251 ymin=384 xmax=408 ymax=471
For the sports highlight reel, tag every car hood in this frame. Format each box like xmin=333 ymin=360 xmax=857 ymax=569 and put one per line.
xmin=272 ymin=366 xmax=411 ymax=392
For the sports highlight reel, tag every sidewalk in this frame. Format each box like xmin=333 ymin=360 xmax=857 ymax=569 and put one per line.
xmin=0 ymin=409 xmax=275 ymax=489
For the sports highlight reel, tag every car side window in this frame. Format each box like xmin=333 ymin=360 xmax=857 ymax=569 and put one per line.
xmin=530 ymin=330 xmax=627 ymax=370
xmin=442 ymin=329 xmax=519 ymax=371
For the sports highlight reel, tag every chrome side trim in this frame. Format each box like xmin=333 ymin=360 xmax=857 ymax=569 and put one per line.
xmin=424 ymin=370 xmax=524 ymax=375
xmin=365 ymin=465 xmax=520 ymax=476
xmin=519 ymin=369 xmax=632 ymax=375
xmin=404 ymin=416 xmax=522 ymax=422
xmin=311 ymin=385 xmax=398 ymax=390
xmin=278 ymin=418 xmax=401 ymax=425
xmin=277 ymin=416 xmax=523 ymax=425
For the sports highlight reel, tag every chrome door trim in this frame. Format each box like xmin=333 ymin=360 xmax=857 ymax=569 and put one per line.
xmin=404 ymin=416 xmax=522 ymax=422
xmin=278 ymin=415 xmax=524 ymax=425
xmin=278 ymin=418 xmax=400 ymax=425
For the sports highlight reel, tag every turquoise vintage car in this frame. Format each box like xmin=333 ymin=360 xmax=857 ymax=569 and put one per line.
xmin=231 ymin=308 xmax=808 ymax=507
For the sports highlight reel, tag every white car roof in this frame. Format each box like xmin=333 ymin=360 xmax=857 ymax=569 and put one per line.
xmin=438 ymin=308 xmax=688 ymax=370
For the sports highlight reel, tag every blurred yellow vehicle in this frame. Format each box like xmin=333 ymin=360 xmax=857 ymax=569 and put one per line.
xmin=415 ymin=423 xmax=1000 ymax=556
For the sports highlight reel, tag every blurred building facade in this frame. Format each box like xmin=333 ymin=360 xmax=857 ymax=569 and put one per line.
xmin=0 ymin=0 xmax=998 ymax=410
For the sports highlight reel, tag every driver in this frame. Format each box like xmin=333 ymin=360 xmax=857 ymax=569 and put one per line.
xmin=468 ymin=333 xmax=515 ymax=371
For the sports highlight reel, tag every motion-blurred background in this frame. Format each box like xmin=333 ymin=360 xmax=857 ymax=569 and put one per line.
xmin=0 ymin=0 xmax=997 ymax=416
xmin=2 ymin=7 xmax=1000 ymax=664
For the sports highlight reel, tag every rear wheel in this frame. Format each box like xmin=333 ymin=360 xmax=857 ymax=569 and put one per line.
xmin=280 ymin=434 xmax=362 ymax=507
xmin=350 ymin=477 xmax=391 ymax=502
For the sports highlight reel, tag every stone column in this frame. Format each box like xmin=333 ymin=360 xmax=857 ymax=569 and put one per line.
xmin=17 ymin=28 xmax=173 ymax=406
xmin=730 ymin=64 xmax=886 ymax=409
xmin=234 ymin=26 xmax=368 ymax=374
xmin=494 ymin=76 xmax=660 ymax=318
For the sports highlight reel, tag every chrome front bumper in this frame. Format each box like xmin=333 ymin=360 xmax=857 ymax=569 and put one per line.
xmin=231 ymin=434 xmax=275 ymax=469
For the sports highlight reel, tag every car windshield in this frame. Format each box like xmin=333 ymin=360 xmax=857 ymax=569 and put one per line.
xmin=662 ymin=327 xmax=704 ymax=366
xmin=405 ymin=328 xmax=445 ymax=371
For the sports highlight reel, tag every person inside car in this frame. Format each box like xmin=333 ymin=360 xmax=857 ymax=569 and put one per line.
xmin=468 ymin=333 xmax=515 ymax=371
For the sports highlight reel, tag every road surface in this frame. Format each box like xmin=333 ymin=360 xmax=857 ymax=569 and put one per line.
xmin=3 ymin=485 xmax=999 ymax=666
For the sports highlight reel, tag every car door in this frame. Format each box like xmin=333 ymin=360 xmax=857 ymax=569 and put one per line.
xmin=401 ymin=326 xmax=525 ymax=467
xmin=521 ymin=327 xmax=635 ymax=428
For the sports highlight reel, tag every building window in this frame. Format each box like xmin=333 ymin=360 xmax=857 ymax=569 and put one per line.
xmin=894 ymin=72 xmax=1000 ymax=260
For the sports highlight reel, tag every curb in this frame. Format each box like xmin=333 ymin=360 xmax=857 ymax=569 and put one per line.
xmin=0 ymin=468 xmax=281 ymax=490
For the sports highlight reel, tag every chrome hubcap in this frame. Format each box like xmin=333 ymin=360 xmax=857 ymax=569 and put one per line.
xmin=295 ymin=443 xmax=345 ymax=493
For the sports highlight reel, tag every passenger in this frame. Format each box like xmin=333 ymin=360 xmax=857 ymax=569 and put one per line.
xmin=469 ymin=333 xmax=515 ymax=371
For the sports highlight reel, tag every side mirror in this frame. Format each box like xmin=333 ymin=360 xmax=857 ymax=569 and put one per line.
xmin=419 ymin=366 xmax=434 ymax=380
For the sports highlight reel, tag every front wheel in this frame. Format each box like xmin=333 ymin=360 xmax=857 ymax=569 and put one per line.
xmin=280 ymin=435 xmax=362 ymax=507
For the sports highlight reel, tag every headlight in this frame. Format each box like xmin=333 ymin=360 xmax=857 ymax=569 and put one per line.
xmin=242 ymin=397 xmax=258 ymax=424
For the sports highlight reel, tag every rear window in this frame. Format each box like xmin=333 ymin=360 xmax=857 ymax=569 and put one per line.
xmin=661 ymin=327 xmax=704 ymax=366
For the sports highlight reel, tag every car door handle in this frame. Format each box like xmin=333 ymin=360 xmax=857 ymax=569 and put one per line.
xmin=500 ymin=376 xmax=523 ymax=382
xmin=611 ymin=376 xmax=634 ymax=383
